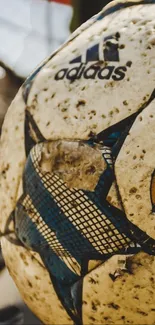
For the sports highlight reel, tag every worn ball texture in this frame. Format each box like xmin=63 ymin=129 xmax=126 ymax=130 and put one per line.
xmin=0 ymin=0 xmax=155 ymax=324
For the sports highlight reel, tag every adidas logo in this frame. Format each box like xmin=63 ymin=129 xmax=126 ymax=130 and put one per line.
xmin=55 ymin=35 xmax=131 ymax=82
xmin=70 ymin=35 xmax=120 ymax=64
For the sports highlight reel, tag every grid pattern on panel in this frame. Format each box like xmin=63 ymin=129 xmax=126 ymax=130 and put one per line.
xmin=101 ymin=146 xmax=113 ymax=168
xmin=21 ymin=194 xmax=81 ymax=275
xmin=27 ymin=143 xmax=132 ymax=259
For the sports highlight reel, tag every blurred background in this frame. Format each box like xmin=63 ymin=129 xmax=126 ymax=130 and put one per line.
xmin=0 ymin=0 xmax=112 ymax=128
xmin=0 ymin=0 xmax=111 ymax=323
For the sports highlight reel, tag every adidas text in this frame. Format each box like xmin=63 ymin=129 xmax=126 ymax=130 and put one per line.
xmin=55 ymin=63 xmax=130 ymax=82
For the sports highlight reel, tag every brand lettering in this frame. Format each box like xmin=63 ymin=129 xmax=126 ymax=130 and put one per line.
xmin=55 ymin=34 xmax=131 ymax=82
xmin=55 ymin=63 xmax=128 ymax=82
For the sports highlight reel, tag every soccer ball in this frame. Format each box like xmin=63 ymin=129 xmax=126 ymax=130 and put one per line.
xmin=0 ymin=1 xmax=155 ymax=324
